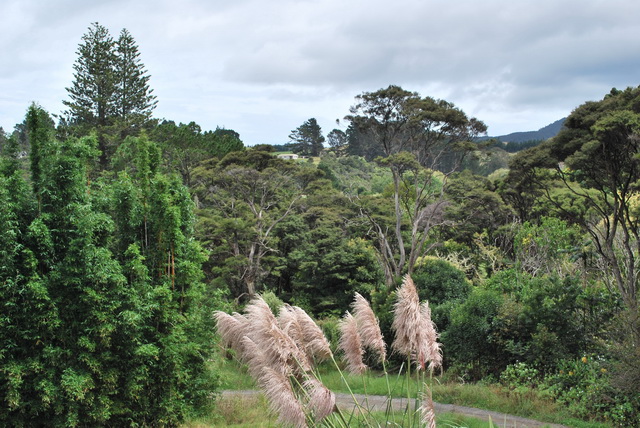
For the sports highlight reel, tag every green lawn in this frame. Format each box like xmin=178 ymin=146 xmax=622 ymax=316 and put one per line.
xmin=202 ymin=356 xmax=611 ymax=428
xmin=185 ymin=391 xmax=518 ymax=428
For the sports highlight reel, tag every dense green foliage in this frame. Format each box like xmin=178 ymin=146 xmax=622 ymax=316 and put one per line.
xmin=0 ymin=106 xmax=218 ymax=426
xmin=503 ymin=139 xmax=544 ymax=152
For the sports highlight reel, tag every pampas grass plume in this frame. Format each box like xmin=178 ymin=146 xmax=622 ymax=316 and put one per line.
xmin=292 ymin=306 xmax=332 ymax=361
xmin=392 ymin=275 xmax=443 ymax=371
xmin=419 ymin=385 xmax=437 ymax=428
xmin=338 ymin=311 xmax=367 ymax=374
xmin=391 ymin=275 xmax=421 ymax=357
xmin=351 ymin=292 xmax=386 ymax=361
xmin=260 ymin=367 xmax=308 ymax=428
xmin=278 ymin=305 xmax=332 ymax=363
xmin=245 ymin=296 xmax=311 ymax=375
xmin=303 ymin=378 xmax=336 ymax=423
xmin=421 ymin=301 xmax=442 ymax=371
xmin=213 ymin=311 xmax=248 ymax=357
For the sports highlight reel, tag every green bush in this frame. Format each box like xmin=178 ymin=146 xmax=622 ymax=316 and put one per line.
xmin=485 ymin=272 xmax=589 ymax=372
xmin=441 ymin=287 xmax=503 ymax=379
xmin=500 ymin=362 xmax=541 ymax=393
xmin=316 ymin=316 xmax=341 ymax=351
xmin=541 ymin=356 xmax=639 ymax=426
xmin=413 ymin=257 xmax=471 ymax=304
xmin=261 ymin=290 xmax=284 ymax=314
xmin=413 ymin=257 xmax=472 ymax=332
xmin=0 ymin=109 xmax=218 ymax=426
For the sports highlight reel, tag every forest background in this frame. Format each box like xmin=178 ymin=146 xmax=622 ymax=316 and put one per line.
xmin=1 ymin=23 xmax=639 ymax=426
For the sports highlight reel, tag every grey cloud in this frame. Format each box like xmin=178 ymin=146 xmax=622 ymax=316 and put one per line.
xmin=2 ymin=0 xmax=640 ymax=141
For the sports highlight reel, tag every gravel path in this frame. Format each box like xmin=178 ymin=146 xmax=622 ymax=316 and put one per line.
xmin=221 ymin=390 xmax=568 ymax=428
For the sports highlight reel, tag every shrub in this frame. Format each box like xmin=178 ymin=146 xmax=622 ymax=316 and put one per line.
xmin=485 ymin=272 xmax=588 ymax=372
xmin=413 ymin=257 xmax=471 ymax=304
xmin=441 ymin=288 xmax=503 ymax=379
xmin=541 ymin=356 xmax=639 ymax=426
xmin=500 ymin=362 xmax=541 ymax=393
xmin=413 ymin=257 xmax=472 ymax=334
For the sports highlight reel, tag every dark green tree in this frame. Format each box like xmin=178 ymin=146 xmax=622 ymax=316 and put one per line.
xmin=345 ymin=121 xmax=383 ymax=160
xmin=0 ymin=127 xmax=7 ymax=153
xmin=113 ymin=28 xmax=157 ymax=134
xmin=63 ymin=23 xmax=157 ymax=164
xmin=326 ymin=128 xmax=347 ymax=156
xmin=26 ymin=103 xmax=55 ymax=201
xmin=205 ymin=128 xmax=245 ymax=159
xmin=289 ymin=118 xmax=325 ymax=156
xmin=505 ymin=88 xmax=640 ymax=408
xmin=151 ymin=121 xmax=244 ymax=186
xmin=108 ymin=137 xmax=218 ymax=423
xmin=346 ymin=86 xmax=419 ymax=158
xmin=443 ymin=170 xmax=514 ymax=250
xmin=272 ymin=178 xmax=384 ymax=315
xmin=193 ymin=149 xmax=318 ymax=297
xmin=510 ymin=87 xmax=640 ymax=320
xmin=63 ymin=23 xmax=116 ymax=145
xmin=152 ymin=121 xmax=204 ymax=186
xmin=346 ymin=85 xmax=486 ymax=167
xmin=0 ymin=141 xmax=57 ymax=426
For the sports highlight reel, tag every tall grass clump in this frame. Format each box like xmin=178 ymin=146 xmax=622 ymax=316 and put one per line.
xmin=214 ymin=275 xmax=442 ymax=427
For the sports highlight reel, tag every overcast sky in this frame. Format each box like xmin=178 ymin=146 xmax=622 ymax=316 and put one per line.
xmin=2 ymin=0 xmax=639 ymax=145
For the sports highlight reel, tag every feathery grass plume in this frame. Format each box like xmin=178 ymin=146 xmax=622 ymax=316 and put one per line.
xmin=302 ymin=378 xmax=336 ymax=423
xmin=259 ymin=366 xmax=308 ymax=428
xmin=245 ymin=296 xmax=311 ymax=375
xmin=391 ymin=275 xmax=422 ymax=357
xmin=338 ymin=311 xmax=367 ymax=374
xmin=351 ymin=292 xmax=386 ymax=362
xmin=419 ymin=384 xmax=436 ymax=428
xmin=279 ymin=305 xmax=332 ymax=362
xmin=420 ymin=301 xmax=442 ymax=371
xmin=239 ymin=336 xmax=268 ymax=381
xmin=213 ymin=311 xmax=249 ymax=357
xmin=277 ymin=304 xmax=301 ymax=346
xmin=292 ymin=306 xmax=333 ymax=362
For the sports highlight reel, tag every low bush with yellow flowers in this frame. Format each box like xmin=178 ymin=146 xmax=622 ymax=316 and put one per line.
xmin=540 ymin=355 xmax=637 ymax=426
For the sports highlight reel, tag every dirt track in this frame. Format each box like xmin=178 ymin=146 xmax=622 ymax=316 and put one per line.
xmin=221 ymin=390 xmax=568 ymax=427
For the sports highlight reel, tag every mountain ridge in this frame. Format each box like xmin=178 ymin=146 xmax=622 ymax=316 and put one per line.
xmin=488 ymin=118 xmax=566 ymax=143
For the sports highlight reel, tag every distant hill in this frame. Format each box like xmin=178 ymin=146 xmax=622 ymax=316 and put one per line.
xmin=490 ymin=118 xmax=566 ymax=143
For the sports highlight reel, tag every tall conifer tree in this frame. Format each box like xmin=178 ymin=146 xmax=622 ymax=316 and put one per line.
xmin=114 ymin=28 xmax=157 ymax=134
xmin=63 ymin=23 xmax=157 ymax=164
xmin=289 ymin=118 xmax=325 ymax=156
xmin=63 ymin=22 xmax=116 ymax=130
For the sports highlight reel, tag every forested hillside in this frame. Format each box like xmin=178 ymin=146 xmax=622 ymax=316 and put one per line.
xmin=1 ymin=23 xmax=639 ymax=427
xmin=491 ymin=118 xmax=566 ymax=143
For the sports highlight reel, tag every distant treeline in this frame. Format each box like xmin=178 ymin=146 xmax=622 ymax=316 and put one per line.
xmin=270 ymin=143 xmax=294 ymax=152
xmin=270 ymin=139 xmax=544 ymax=156
xmin=503 ymin=139 xmax=544 ymax=152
